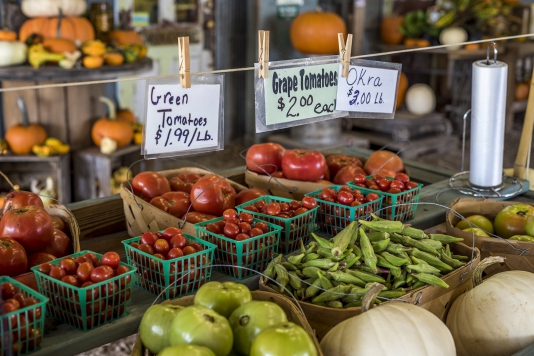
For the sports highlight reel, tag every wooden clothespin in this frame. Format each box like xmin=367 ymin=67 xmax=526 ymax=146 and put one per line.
xmin=338 ymin=33 xmax=353 ymax=78
xmin=258 ymin=30 xmax=270 ymax=79
xmin=178 ymin=36 xmax=191 ymax=88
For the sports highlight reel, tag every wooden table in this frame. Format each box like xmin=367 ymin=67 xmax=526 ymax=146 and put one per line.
xmin=26 ymin=147 xmax=473 ymax=355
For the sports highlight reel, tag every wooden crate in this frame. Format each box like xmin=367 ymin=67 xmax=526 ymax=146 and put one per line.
xmin=73 ymin=145 xmax=163 ymax=201
xmin=0 ymin=153 xmax=71 ymax=204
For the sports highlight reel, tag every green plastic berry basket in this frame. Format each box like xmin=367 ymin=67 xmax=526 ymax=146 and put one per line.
xmin=304 ymin=185 xmax=384 ymax=235
xmin=236 ymin=196 xmax=318 ymax=254
xmin=122 ymin=234 xmax=215 ymax=300
xmin=31 ymin=250 xmax=135 ymax=332
xmin=0 ymin=276 xmax=48 ymax=356
xmin=348 ymin=177 xmax=423 ymax=222
xmin=195 ymin=217 xmax=282 ymax=279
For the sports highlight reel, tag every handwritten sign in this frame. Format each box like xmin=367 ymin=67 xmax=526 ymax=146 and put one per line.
xmin=143 ymin=84 xmax=222 ymax=158
xmin=335 ymin=61 xmax=401 ymax=118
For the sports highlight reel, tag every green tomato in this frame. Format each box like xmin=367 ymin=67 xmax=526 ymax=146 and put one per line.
xmin=462 ymin=227 xmax=489 ymax=237
xmin=169 ymin=305 xmax=233 ymax=356
xmin=229 ymin=301 xmax=288 ymax=355
xmin=250 ymin=322 xmax=317 ymax=356
xmin=495 ymin=204 xmax=534 ymax=239
xmin=456 ymin=214 xmax=494 ymax=234
xmin=139 ymin=304 xmax=184 ymax=354
xmin=159 ymin=344 xmax=216 ymax=356
xmin=194 ymin=281 xmax=252 ymax=318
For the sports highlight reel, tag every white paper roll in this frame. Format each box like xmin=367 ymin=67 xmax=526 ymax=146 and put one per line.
xmin=469 ymin=59 xmax=508 ymax=188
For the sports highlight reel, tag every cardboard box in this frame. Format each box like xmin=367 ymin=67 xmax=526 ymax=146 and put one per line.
xmin=446 ymin=197 xmax=534 ymax=274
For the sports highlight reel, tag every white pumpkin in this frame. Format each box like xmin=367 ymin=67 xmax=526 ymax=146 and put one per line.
xmin=439 ymin=27 xmax=468 ymax=51
xmin=446 ymin=256 xmax=534 ymax=356
xmin=405 ymin=83 xmax=436 ymax=116
xmin=321 ymin=283 xmax=456 ymax=356
xmin=21 ymin=0 xmax=87 ymax=18
xmin=0 ymin=41 xmax=27 ymax=67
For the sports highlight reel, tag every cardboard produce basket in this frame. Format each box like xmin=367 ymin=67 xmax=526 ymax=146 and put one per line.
xmin=446 ymin=197 xmax=534 ymax=274
xmin=130 ymin=290 xmax=324 ymax=356
xmin=120 ymin=168 xmax=248 ymax=237
xmin=260 ymin=242 xmax=480 ymax=340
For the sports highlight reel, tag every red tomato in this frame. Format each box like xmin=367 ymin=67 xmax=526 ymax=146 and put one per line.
xmin=337 ymin=191 xmax=354 ymax=205
xmin=326 ymin=154 xmax=363 ymax=178
xmin=84 ymin=253 xmax=98 ymax=265
xmin=0 ymin=237 xmax=27 ymax=277
xmin=162 ymin=227 xmax=183 ymax=241
xmin=183 ymin=246 xmax=197 ymax=255
xmin=236 ymin=233 xmax=250 ymax=241
xmin=2 ymin=190 xmax=44 ymax=215
xmin=388 ymin=187 xmax=402 ymax=194
xmin=394 ymin=173 xmax=410 ymax=183
xmin=1 ymin=282 xmax=16 ymax=299
xmin=246 ymin=143 xmax=285 ymax=174
xmin=316 ymin=179 xmax=333 ymax=185
xmin=265 ymin=203 xmax=281 ymax=216
xmin=302 ymin=196 xmax=317 ymax=209
xmin=0 ymin=206 xmax=54 ymax=253
xmin=366 ymin=193 xmax=380 ymax=202
xmin=222 ymin=209 xmax=239 ymax=221
xmin=224 ymin=223 xmax=240 ymax=238
xmin=161 ymin=191 xmax=191 ymax=218
xmin=77 ymin=262 xmax=95 ymax=283
xmin=178 ymin=172 xmax=202 ymax=184
xmin=170 ymin=235 xmax=187 ymax=249
xmin=28 ymin=252 xmax=57 ymax=268
xmin=226 ymin=217 xmax=241 ymax=226
xmin=239 ymin=212 xmax=253 ymax=223
xmin=61 ymin=275 xmax=79 ymax=287
xmin=390 ymin=180 xmax=405 ymax=191
xmin=235 ymin=188 xmax=268 ymax=206
xmin=183 ymin=211 xmax=217 ymax=224
xmin=42 ymin=229 xmax=71 ymax=258
xmin=333 ymin=165 xmax=367 ymax=185
xmin=90 ymin=265 xmax=114 ymax=282
xmin=167 ymin=248 xmax=184 ymax=259
xmin=279 ymin=203 xmax=290 ymax=212
xmin=281 ymin=149 xmax=326 ymax=182
xmin=38 ymin=262 xmax=53 ymax=275
xmin=363 ymin=150 xmax=404 ymax=175
xmin=132 ymin=171 xmax=171 ymax=202
xmin=272 ymin=171 xmax=285 ymax=179
xmin=50 ymin=215 xmax=67 ymax=232
xmin=149 ymin=196 xmax=169 ymax=213
xmin=320 ymin=188 xmax=336 ymax=200
xmin=353 ymin=173 xmax=367 ymax=184
xmin=168 ymin=177 xmax=193 ymax=194
xmin=250 ymin=228 xmax=264 ymax=237
xmin=294 ymin=207 xmax=309 ymax=215
xmin=254 ymin=222 xmax=269 ymax=233
xmin=239 ymin=222 xmax=252 ymax=235
xmin=60 ymin=258 xmax=77 ymax=275
xmin=138 ymin=244 xmax=154 ymax=255
xmin=101 ymin=252 xmax=121 ymax=269
xmin=140 ymin=231 xmax=159 ymax=245
xmin=190 ymin=174 xmax=237 ymax=216
xmin=206 ymin=223 xmax=221 ymax=234
xmin=376 ymin=178 xmax=390 ymax=191
xmin=405 ymin=181 xmax=419 ymax=190
xmin=189 ymin=243 xmax=203 ymax=252
xmin=49 ymin=266 xmax=66 ymax=280
xmin=153 ymin=239 xmax=170 ymax=255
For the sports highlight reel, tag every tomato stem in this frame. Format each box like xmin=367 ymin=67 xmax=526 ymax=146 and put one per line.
xmin=203 ymin=314 xmax=215 ymax=323
xmin=239 ymin=316 xmax=250 ymax=326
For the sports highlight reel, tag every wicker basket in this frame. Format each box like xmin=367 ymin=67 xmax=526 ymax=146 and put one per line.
xmin=130 ymin=290 xmax=323 ymax=356
xmin=120 ymin=168 xmax=248 ymax=237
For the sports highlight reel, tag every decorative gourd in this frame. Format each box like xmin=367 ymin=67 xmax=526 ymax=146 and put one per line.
xmin=515 ymin=82 xmax=529 ymax=101
xmin=0 ymin=30 xmax=16 ymax=41
xmin=116 ymin=108 xmax=135 ymax=123
xmin=405 ymin=83 xmax=436 ymax=116
xmin=19 ymin=17 xmax=94 ymax=44
xmin=321 ymin=283 xmax=456 ymax=356
xmin=108 ymin=30 xmax=143 ymax=46
xmin=103 ymin=52 xmax=124 ymax=66
xmin=290 ymin=9 xmax=346 ymax=55
xmin=21 ymin=0 xmax=87 ymax=18
xmin=91 ymin=96 xmax=133 ymax=148
xmin=0 ymin=41 xmax=27 ymax=67
xmin=83 ymin=55 xmax=103 ymax=68
xmin=380 ymin=15 xmax=404 ymax=45
xmin=446 ymin=256 xmax=534 ymax=356
xmin=42 ymin=9 xmax=77 ymax=54
xmin=439 ymin=27 xmax=468 ymax=51
xmin=396 ymin=72 xmax=409 ymax=109
xmin=6 ymin=97 xmax=47 ymax=154
xmin=81 ymin=40 xmax=106 ymax=56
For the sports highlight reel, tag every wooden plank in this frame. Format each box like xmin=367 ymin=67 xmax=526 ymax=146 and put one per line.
xmin=2 ymin=80 xmax=39 ymax=129
xmin=36 ymin=81 xmax=68 ymax=143
xmin=68 ymin=194 xmax=126 ymax=238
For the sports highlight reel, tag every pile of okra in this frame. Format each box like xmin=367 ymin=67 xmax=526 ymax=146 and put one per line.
xmin=263 ymin=214 xmax=469 ymax=309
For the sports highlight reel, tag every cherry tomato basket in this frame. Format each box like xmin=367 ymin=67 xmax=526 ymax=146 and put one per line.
xmin=31 ymin=250 xmax=136 ymax=332
xmin=304 ymin=186 xmax=384 ymax=235
xmin=348 ymin=177 xmax=423 ymax=222
xmin=122 ymin=234 xmax=215 ymax=300
xmin=195 ymin=217 xmax=282 ymax=279
xmin=236 ymin=196 xmax=318 ymax=254
xmin=0 ymin=276 xmax=48 ymax=356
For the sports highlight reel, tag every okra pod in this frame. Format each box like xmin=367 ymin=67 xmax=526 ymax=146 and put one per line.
xmin=343 ymin=253 xmax=360 ymax=269
xmin=411 ymin=273 xmax=449 ymax=288
xmin=359 ymin=219 xmax=404 ymax=233
xmin=444 ymin=244 xmax=452 ymax=258
xmin=419 ymin=239 xmax=444 ymax=251
xmin=282 ymin=262 xmax=298 ymax=271
xmin=300 ymin=258 xmax=336 ymax=269
xmin=331 ymin=281 xmax=346 ymax=287
xmin=366 ymin=231 xmax=390 ymax=242
xmin=385 ymin=272 xmax=392 ymax=290
xmin=393 ymin=271 xmax=407 ymax=289
xmin=370 ymin=212 xmax=385 ymax=221
xmin=412 ymin=280 xmax=426 ymax=290
xmin=401 ymin=226 xmax=428 ymax=240
xmin=372 ymin=238 xmax=390 ymax=253
xmin=452 ymin=254 xmax=468 ymax=261
xmin=378 ymin=289 xmax=407 ymax=298
xmin=406 ymin=264 xmax=441 ymax=275
xmin=395 ymin=233 xmax=440 ymax=256
xmin=440 ymin=251 xmax=464 ymax=268
xmin=328 ymin=271 xmax=366 ymax=287
xmin=305 ymin=278 xmax=322 ymax=299
xmin=326 ymin=300 xmax=344 ymax=309
xmin=318 ymin=271 xmax=334 ymax=290
xmin=263 ymin=261 xmax=276 ymax=278
xmin=359 ymin=228 xmax=378 ymax=273
xmin=332 ymin=221 xmax=358 ymax=258
xmin=346 ymin=269 xmax=386 ymax=283
xmin=311 ymin=285 xmax=351 ymax=303
xmin=341 ymin=286 xmax=368 ymax=303
xmin=303 ymin=253 xmax=319 ymax=263
xmin=267 ymin=283 xmax=281 ymax=293
xmin=312 ymin=233 xmax=334 ymax=249
xmin=406 ymin=274 xmax=414 ymax=285
xmin=302 ymin=266 xmax=323 ymax=278
xmin=357 ymin=265 xmax=391 ymax=275
xmin=306 ymin=242 xmax=318 ymax=254
xmin=295 ymin=269 xmax=304 ymax=278
xmin=381 ymin=251 xmax=410 ymax=266
xmin=411 ymin=249 xmax=453 ymax=272
xmin=410 ymin=255 xmax=427 ymax=265
xmin=386 ymin=243 xmax=412 ymax=255
xmin=344 ymin=301 xmax=363 ymax=308
xmin=274 ymin=264 xmax=289 ymax=288
xmin=429 ymin=234 xmax=464 ymax=244
xmin=317 ymin=247 xmax=335 ymax=259
xmin=351 ymin=244 xmax=362 ymax=260
xmin=288 ymin=271 xmax=302 ymax=289
xmin=349 ymin=225 xmax=359 ymax=245
xmin=376 ymin=255 xmax=402 ymax=277
xmin=300 ymin=239 xmax=306 ymax=254
xmin=287 ymin=253 xmax=305 ymax=265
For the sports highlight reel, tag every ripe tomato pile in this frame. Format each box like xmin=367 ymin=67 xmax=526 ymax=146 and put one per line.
xmin=204 ymin=209 xmax=268 ymax=241
xmin=36 ymin=251 xmax=132 ymax=330
xmin=0 ymin=281 xmax=43 ymax=354
xmin=0 ymin=190 xmax=73 ymax=277
xmin=241 ymin=196 xmax=318 ymax=218
xmin=318 ymin=186 xmax=379 ymax=206
xmin=352 ymin=172 xmax=418 ymax=194
xmin=126 ymin=228 xmax=209 ymax=298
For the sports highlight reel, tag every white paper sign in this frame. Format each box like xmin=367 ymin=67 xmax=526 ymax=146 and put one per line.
xmin=143 ymin=84 xmax=221 ymax=157
xmin=335 ymin=62 xmax=401 ymax=116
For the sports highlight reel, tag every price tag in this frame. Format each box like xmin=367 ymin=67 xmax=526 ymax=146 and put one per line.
xmin=255 ymin=56 xmax=348 ymax=133
xmin=142 ymin=76 xmax=224 ymax=159
xmin=335 ymin=60 xmax=401 ymax=119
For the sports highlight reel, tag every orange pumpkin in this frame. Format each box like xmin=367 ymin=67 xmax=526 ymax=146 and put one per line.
xmin=0 ymin=30 xmax=17 ymax=41
xmin=108 ymin=30 xmax=143 ymax=46
xmin=116 ymin=108 xmax=136 ymax=124
xmin=515 ymin=82 xmax=530 ymax=101
xmin=91 ymin=96 xmax=133 ymax=147
xmin=396 ymin=72 xmax=409 ymax=109
xmin=43 ymin=38 xmax=77 ymax=53
xmin=290 ymin=9 xmax=346 ymax=55
xmin=19 ymin=17 xmax=94 ymax=43
xmin=103 ymin=52 xmax=124 ymax=66
xmin=5 ymin=118 xmax=47 ymax=155
xmin=380 ymin=16 xmax=404 ymax=45
xmin=83 ymin=55 xmax=104 ymax=68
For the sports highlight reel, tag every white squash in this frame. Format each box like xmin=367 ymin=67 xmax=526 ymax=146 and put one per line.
xmin=321 ymin=283 xmax=456 ymax=356
xmin=0 ymin=41 xmax=27 ymax=67
xmin=446 ymin=256 xmax=534 ymax=356
xmin=405 ymin=83 xmax=436 ymax=116
xmin=439 ymin=27 xmax=468 ymax=51
xmin=21 ymin=0 xmax=87 ymax=18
